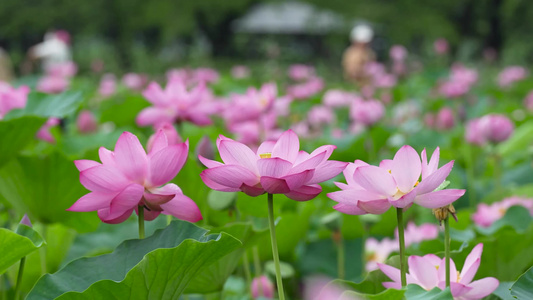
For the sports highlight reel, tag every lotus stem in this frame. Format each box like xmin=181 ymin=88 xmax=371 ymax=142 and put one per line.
xmin=138 ymin=205 xmax=145 ymax=239
xmin=336 ymin=230 xmax=345 ymax=280
xmin=14 ymin=257 xmax=26 ymax=300
xmin=396 ymin=207 xmax=407 ymax=287
xmin=267 ymin=193 xmax=285 ymax=300
xmin=243 ymin=251 xmax=252 ymax=298
xmin=444 ymin=217 xmax=451 ymax=287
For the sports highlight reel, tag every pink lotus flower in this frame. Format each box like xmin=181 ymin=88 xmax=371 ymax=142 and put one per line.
xmin=231 ymin=65 xmax=250 ymax=79
xmin=45 ymin=61 xmax=77 ymax=78
xmin=196 ymin=136 xmax=215 ymax=161
xmin=37 ymin=76 xmax=69 ymax=94
xmin=76 ymin=110 xmax=98 ymax=134
xmin=365 ymin=237 xmax=398 ymax=271
xmin=68 ymin=131 xmax=202 ymax=224
xmin=434 ymin=38 xmax=449 ymax=55
xmin=498 ymin=66 xmax=528 ymax=87
xmin=199 ymin=129 xmax=347 ymax=201
xmin=396 ymin=222 xmax=439 ymax=247
xmin=350 ymin=99 xmax=384 ymax=126
xmin=36 ymin=117 xmax=60 ymax=143
xmin=524 ymin=91 xmax=533 ymax=112
xmin=465 ymin=114 xmax=514 ymax=145
xmin=224 ymin=83 xmax=277 ymax=125
xmin=439 ymin=64 xmax=478 ymax=98
xmin=287 ymin=77 xmax=324 ymax=100
xmin=328 ymin=146 xmax=465 ymax=213
xmin=98 ymin=74 xmax=116 ymax=98
xmin=288 ymin=64 xmax=315 ymax=81
xmin=379 ymin=244 xmax=499 ymax=299
xmin=136 ymin=78 xmax=219 ymax=127
xmin=122 ymin=73 xmax=147 ymax=91
xmin=472 ymin=196 xmax=533 ymax=227
xmin=435 ymin=107 xmax=455 ymax=131
xmin=192 ymin=68 xmax=219 ymax=84
xmin=308 ymin=105 xmax=334 ymax=127
xmin=390 ymin=45 xmax=407 ymax=62
xmin=251 ymin=275 xmax=275 ymax=298
xmin=0 ymin=82 xmax=30 ymax=119
xmin=323 ymin=90 xmax=356 ymax=108
xmin=304 ymin=276 xmax=355 ymax=300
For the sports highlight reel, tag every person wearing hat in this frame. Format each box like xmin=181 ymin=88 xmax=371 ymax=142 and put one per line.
xmin=342 ymin=24 xmax=375 ymax=85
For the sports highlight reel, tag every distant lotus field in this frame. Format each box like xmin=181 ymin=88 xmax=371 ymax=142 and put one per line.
xmin=1 ymin=46 xmax=533 ymax=299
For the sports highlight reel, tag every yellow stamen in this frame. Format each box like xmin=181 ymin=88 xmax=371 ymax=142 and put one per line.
xmin=414 ymin=180 xmax=419 ymax=187
xmin=260 ymin=153 xmax=272 ymax=159
xmin=435 ymin=265 xmax=439 ymax=270
xmin=456 ymin=271 xmax=461 ymax=282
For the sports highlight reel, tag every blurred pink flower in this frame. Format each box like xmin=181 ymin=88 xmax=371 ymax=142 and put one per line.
xmin=465 ymin=114 xmax=514 ymax=145
xmin=76 ymin=110 xmax=98 ymax=134
xmin=122 ymin=73 xmax=147 ymax=91
xmin=472 ymin=196 xmax=533 ymax=227
xmin=378 ymin=243 xmax=499 ymax=299
xmin=304 ymin=276 xmax=355 ymax=300
xmin=193 ymin=68 xmax=219 ymax=84
xmin=434 ymin=38 xmax=449 ymax=55
xmin=45 ymin=61 xmax=77 ymax=78
xmin=98 ymin=74 xmax=116 ymax=98
xmin=137 ymin=79 xmax=219 ymax=127
xmin=199 ymin=129 xmax=347 ymax=201
xmin=439 ymin=64 xmax=478 ymax=98
xmin=251 ymin=275 xmax=275 ymax=299
xmin=36 ymin=117 xmax=60 ymax=143
xmin=365 ymin=237 xmax=398 ymax=271
xmin=274 ymin=95 xmax=293 ymax=117
xmin=0 ymin=82 xmax=30 ymax=119
xmin=350 ymin=99 xmax=384 ymax=126
xmin=195 ymin=135 xmax=215 ymax=161
xmin=288 ymin=64 xmax=315 ymax=81
xmin=231 ymin=65 xmax=250 ymax=79
xmin=323 ymin=90 xmax=356 ymax=108
xmin=435 ymin=107 xmax=455 ymax=131
xmin=308 ymin=105 xmax=334 ymax=127
xmin=328 ymin=146 xmax=465 ymax=213
xmin=287 ymin=77 xmax=324 ymax=100
xmin=396 ymin=222 xmax=439 ymax=248
xmin=390 ymin=45 xmax=407 ymax=62
xmin=146 ymin=122 xmax=182 ymax=153
xmin=498 ymin=66 xmax=528 ymax=87
xmin=224 ymin=83 xmax=277 ymax=125
xmin=37 ymin=76 xmax=69 ymax=94
xmin=523 ymin=91 xmax=533 ymax=112
xmin=20 ymin=214 xmax=33 ymax=227
xmin=68 ymin=131 xmax=201 ymax=224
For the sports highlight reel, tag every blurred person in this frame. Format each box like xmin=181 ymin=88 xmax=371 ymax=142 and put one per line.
xmin=342 ymin=24 xmax=375 ymax=85
xmin=26 ymin=30 xmax=72 ymax=72
xmin=0 ymin=47 xmax=14 ymax=81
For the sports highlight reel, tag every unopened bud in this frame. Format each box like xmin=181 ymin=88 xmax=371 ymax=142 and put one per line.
xmin=20 ymin=214 xmax=32 ymax=227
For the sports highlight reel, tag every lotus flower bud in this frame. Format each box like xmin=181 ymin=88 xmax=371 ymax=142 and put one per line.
xmin=20 ymin=214 xmax=32 ymax=227
xmin=76 ymin=110 xmax=98 ymax=134
xmin=479 ymin=114 xmax=514 ymax=144
xmin=195 ymin=136 xmax=215 ymax=161
xmin=251 ymin=275 xmax=274 ymax=299
xmin=435 ymin=107 xmax=455 ymax=130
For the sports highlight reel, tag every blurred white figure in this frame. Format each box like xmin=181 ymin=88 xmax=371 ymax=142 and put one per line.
xmin=30 ymin=30 xmax=71 ymax=70
xmin=343 ymin=24 xmax=375 ymax=85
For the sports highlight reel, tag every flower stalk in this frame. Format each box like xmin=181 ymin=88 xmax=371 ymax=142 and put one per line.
xmin=396 ymin=207 xmax=407 ymax=287
xmin=267 ymin=193 xmax=285 ymax=300
xmin=14 ymin=257 xmax=26 ymax=300
xmin=444 ymin=217 xmax=451 ymax=287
